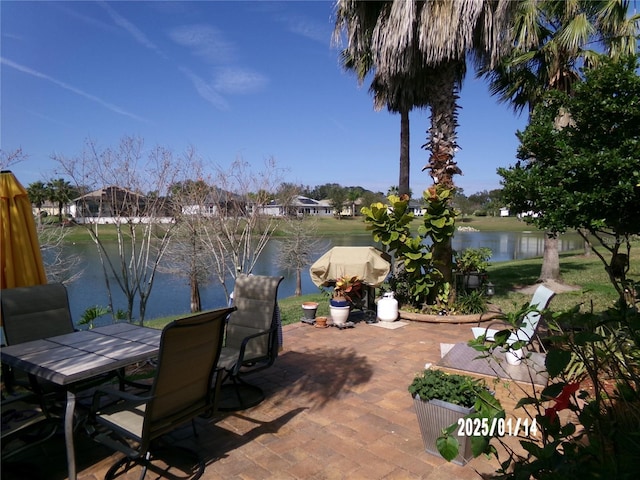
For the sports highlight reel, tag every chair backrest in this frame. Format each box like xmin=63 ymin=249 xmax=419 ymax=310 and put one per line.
xmin=226 ymin=275 xmax=284 ymax=364
xmin=1 ymin=283 xmax=74 ymax=345
xmin=143 ymin=307 xmax=234 ymax=445
xmin=514 ymin=285 xmax=555 ymax=343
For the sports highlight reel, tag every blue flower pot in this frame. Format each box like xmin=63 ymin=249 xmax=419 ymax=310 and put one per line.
xmin=330 ymin=298 xmax=349 ymax=307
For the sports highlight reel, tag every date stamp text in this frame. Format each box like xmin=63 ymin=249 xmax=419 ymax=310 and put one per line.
xmin=457 ymin=417 xmax=538 ymax=437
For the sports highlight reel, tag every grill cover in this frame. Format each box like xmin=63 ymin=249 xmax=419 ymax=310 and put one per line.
xmin=309 ymin=246 xmax=391 ymax=287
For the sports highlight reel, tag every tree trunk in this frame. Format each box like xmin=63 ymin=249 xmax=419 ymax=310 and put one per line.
xmin=538 ymin=234 xmax=561 ymax=282
xmin=190 ymin=276 xmax=201 ymax=313
xmin=399 ymin=108 xmax=410 ymax=197
xmin=579 ymin=228 xmax=592 ymax=256
xmin=295 ymin=268 xmax=302 ymax=296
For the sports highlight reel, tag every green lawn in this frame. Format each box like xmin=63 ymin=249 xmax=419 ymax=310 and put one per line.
xmin=55 ymin=214 xmax=539 ymax=244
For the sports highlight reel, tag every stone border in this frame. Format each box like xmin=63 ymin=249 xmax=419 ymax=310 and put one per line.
xmin=399 ymin=307 xmax=503 ymax=324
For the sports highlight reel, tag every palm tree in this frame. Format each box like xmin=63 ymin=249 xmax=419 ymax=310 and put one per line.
xmin=27 ymin=181 xmax=48 ymax=224
xmin=46 ymin=178 xmax=75 ymax=223
xmin=334 ymin=0 xmax=515 ymax=283
xmin=341 ymin=49 xmax=430 ymax=197
xmin=485 ymin=0 xmax=639 ymax=282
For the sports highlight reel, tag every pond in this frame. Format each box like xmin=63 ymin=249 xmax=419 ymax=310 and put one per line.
xmin=63 ymin=230 xmax=584 ymax=323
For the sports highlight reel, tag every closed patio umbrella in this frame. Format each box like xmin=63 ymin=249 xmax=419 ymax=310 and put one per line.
xmin=0 ymin=170 xmax=47 ymax=292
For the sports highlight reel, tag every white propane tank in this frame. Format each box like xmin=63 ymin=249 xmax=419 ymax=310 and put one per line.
xmin=377 ymin=291 xmax=398 ymax=322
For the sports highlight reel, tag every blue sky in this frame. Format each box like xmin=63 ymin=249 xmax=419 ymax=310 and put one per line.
xmin=1 ymin=0 xmax=527 ymax=196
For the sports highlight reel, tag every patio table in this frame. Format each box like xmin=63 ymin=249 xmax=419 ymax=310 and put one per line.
xmin=0 ymin=323 xmax=161 ymax=480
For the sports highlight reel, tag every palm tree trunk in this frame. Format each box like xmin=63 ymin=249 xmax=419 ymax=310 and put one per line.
xmin=399 ymin=108 xmax=410 ymax=197
xmin=424 ymin=62 xmax=460 ymax=291
xmin=422 ymin=61 xmax=461 ymax=189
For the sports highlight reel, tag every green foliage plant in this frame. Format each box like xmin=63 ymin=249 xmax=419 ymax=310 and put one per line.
xmin=361 ymin=185 xmax=458 ymax=309
xmin=456 ymin=289 xmax=489 ymax=315
xmin=468 ymin=302 xmax=640 ymax=479
xmin=78 ymin=305 xmax=110 ymax=329
xmin=454 ymin=247 xmax=492 ymax=274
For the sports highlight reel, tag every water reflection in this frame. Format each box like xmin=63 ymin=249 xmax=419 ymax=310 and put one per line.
xmin=64 ymin=231 xmax=583 ymax=323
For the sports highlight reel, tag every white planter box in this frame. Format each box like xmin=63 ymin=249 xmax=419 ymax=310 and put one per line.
xmin=412 ymin=395 xmax=474 ymax=466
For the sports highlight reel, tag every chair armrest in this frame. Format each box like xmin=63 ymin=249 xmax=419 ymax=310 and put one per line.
xmin=91 ymin=386 xmax=153 ymax=414
xmin=232 ymin=324 xmax=277 ymax=376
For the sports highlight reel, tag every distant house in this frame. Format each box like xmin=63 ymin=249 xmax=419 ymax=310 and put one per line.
xmin=180 ymin=187 xmax=244 ymax=217
xmin=500 ymin=207 xmax=510 ymax=217
xmin=257 ymin=196 xmax=333 ymax=217
xmin=408 ymin=200 xmax=426 ymax=216
xmin=69 ymin=186 xmax=173 ymax=224
xmin=33 ymin=200 xmax=68 ymax=219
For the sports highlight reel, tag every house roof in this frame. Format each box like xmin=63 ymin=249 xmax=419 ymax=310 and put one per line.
xmin=72 ymin=185 xmax=143 ymax=202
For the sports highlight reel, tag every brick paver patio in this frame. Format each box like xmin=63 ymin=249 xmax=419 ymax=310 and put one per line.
xmin=3 ymin=318 xmax=532 ymax=480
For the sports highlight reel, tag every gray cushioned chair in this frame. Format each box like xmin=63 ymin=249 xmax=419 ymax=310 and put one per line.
xmin=1 ymin=283 xmax=81 ymax=407
xmin=1 ymin=283 xmax=127 ymax=407
xmin=87 ymin=307 xmax=234 ymax=480
xmin=1 ymin=283 xmax=75 ymax=345
xmin=216 ymin=274 xmax=284 ymax=411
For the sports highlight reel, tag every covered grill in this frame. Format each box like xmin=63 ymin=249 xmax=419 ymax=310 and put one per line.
xmin=309 ymin=246 xmax=391 ymax=311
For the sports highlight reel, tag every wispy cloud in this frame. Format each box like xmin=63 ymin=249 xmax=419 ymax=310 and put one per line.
xmin=179 ymin=66 xmax=229 ymax=110
xmin=169 ymin=25 xmax=235 ymax=64
xmin=1 ymin=57 xmax=148 ymax=123
xmin=170 ymin=24 xmax=268 ymax=109
xmin=246 ymin=1 xmax=332 ymax=45
xmin=277 ymin=13 xmax=332 ymax=45
xmin=55 ymin=3 xmax=115 ymax=32
xmin=213 ymin=67 xmax=268 ymax=94
xmin=98 ymin=1 xmax=166 ymax=58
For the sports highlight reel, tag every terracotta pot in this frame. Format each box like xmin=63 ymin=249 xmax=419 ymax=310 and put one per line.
xmin=315 ymin=316 xmax=327 ymax=328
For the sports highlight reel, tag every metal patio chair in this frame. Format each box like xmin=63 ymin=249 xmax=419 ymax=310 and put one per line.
xmin=471 ymin=284 xmax=555 ymax=352
xmin=0 ymin=283 xmax=132 ymax=409
xmin=216 ymin=274 xmax=284 ymax=411
xmin=87 ymin=307 xmax=234 ymax=480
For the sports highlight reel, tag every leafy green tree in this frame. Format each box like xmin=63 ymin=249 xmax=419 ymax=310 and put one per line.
xmin=484 ymin=0 xmax=639 ymax=282
xmin=499 ymin=56 xmax=640 ymax=304
xmin=328 ymin=185 xmax=348 ymax=219
xmin=308 ymin=183 xmax=342 ymax=201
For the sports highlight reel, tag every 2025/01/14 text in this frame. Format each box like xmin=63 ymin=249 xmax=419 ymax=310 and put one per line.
xmin=457 ymin=417 xmax=537 ymax=437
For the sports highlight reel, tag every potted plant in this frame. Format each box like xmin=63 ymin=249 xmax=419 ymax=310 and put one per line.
xmin=408 ymin=368 xmax=503 ymax=465
xmin=454 ymin=247 xmax=492 ymax=291
xmin=329 ymin=275 xmax=362 ymax=325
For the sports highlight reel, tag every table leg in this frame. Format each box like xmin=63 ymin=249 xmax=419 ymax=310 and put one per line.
xmin=65 ymin=389 xmax=77 ymax=480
